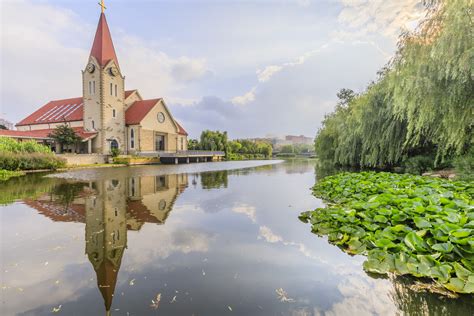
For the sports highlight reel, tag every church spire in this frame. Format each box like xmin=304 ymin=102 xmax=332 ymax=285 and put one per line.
xmin=90 ymin=10 xmax=119 ymax=69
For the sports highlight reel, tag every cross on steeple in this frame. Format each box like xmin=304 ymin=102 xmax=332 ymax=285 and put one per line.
xmin=98 ymin=0 xmax=106 ymax=13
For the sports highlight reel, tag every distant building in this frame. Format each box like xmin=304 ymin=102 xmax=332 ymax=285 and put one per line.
xmin=284 ymin=135 xmax=313 ymax=145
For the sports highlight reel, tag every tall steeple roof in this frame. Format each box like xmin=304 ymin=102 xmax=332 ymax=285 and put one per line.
xmin=90 ymin=13 xmax=119 ymax=68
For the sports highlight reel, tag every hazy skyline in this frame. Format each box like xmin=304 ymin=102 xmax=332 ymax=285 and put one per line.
xmin=0 ymin=0 xmax=424 ymax=138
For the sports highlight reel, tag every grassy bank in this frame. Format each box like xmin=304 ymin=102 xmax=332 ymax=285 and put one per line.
xmin=0 ymin=138 xmax=65 ymax=172
xmin=0 ymin=170 xmax=25 ymax=181
xmin=300 ymin=172 xmax=474 ymax=295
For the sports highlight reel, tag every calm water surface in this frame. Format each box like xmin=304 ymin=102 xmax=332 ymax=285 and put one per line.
xmin=1 ymin=160 xmax=473 ymax=315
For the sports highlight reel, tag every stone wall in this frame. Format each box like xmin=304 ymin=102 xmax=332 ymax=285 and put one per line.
xmin=58 ymin=154 xmax=108 ymax=166
xmin=139 ymin=129 xmax=155 ymax=151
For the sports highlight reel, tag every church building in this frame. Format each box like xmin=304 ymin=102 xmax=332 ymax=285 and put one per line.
xmin=0 ymin=9 xmax=188 ymax=155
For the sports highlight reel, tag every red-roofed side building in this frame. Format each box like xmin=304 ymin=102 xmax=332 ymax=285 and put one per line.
xmin=4 ymin=11 xmax=188 ymax=154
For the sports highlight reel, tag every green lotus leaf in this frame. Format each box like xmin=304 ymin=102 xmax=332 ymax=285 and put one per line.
xmin=431 ymin=242 xmax=454 ymax=253
xmin=451 ymin=229 xmax=472 ymax=238
xmin=404 ymin=232 xmax=428 ymax=252
xmin=414 ymin=217 xmax=432 ymax=229
xmin=373 ymin=215 xmax=388 ymax=223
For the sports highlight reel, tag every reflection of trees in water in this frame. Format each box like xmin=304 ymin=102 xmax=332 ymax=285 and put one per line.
xmin=390 ymin=275 xmax=474 ymax=316
xmin=51 ymin=182 xmax=87 ymax=209
xmin=200 ymin=171 xmax=228 ymax=189
xmin=314 ymin=162 xmax=359 ymax=181
xmin=0 ymin=174 xmax=67 ymax=205
xmin=283 ymin=158 xmax=317 ymax=174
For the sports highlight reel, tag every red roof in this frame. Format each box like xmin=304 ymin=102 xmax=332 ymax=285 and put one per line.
xmin=125 ymin=90 xmax=136 ymax=99
xmin=16 ymin=97 xmax=83 ymax=127
xmin=0 ymin=127 xmax=97 ymax=141
xmin=90 ymin=13 xmax=119 ymax=68
xmin=175 ymin=120 xmax=188 ymax=136
xmin=125 ymin=99 xmax=161 ymax=125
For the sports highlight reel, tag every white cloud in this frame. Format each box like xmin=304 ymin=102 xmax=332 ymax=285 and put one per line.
xmin=258 ymin=226 xmax=283 ymax=243
xmin=232 ymin=203 xmax=257 ymax=223
xmin=0 ymin=0 xmax=207 ymax=123
xmin=338 ymin=0 xmax=425 ymax=38
xmin=231 ymin=86 xmax=256 ymax=105
xmin=257 ymin=65 xmax=283 ymax=82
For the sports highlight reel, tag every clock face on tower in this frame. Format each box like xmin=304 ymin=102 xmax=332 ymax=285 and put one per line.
xmin=109 ymin=67 xmax=118 ymax=76
xmin=86 ymin=63 xmax=95 ymax=73
xmin=157 ymin=112 xmax=165 ymax=123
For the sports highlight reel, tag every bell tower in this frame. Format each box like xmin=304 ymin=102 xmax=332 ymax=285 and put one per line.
xmin=83 ymin=3 xmax=126 ymax=154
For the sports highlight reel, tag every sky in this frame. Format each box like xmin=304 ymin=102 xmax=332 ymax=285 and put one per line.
xmin=0 ymin=0 xmax=425 ymax=139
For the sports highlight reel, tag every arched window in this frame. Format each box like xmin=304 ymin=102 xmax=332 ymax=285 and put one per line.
xmin=130 ymin=128 xmax=135 ymax=149
xmin=110 ymin=139 xmax=119 ymax=151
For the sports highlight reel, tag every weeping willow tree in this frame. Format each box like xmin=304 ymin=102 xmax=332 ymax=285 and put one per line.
xmin=315 ymin=0 xmax=473 ymax=169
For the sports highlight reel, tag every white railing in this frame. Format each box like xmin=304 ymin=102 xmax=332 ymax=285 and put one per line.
xmin=137 ymin=150 xmax=225 ymax=157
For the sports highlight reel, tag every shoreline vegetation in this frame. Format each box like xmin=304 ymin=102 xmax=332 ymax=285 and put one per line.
xmin=0 ymin=138 xmax=65 ymax=177
xmin=305 ymin=0 xmax=473 ymax=298
xmin=300 ymin=172 xmax=474 ymax=296
xmin=188 ymin=130 xmax=273 ymax=160
xmin=313 ymin=0 xmax=473 ymax=180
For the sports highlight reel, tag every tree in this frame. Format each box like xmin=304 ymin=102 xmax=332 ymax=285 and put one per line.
xmin=199 ymin=130 xmax=228 ymax=151
xmin=335 ymin=88 xmax=356 ymax=110
xmin=280 ymin=145 xmax=295 ymax=154
xmin=0 ymin=124 xmax=7 ymax=130
xmin=257 ymin=142 xmax=273 ymax=157
xmin=314 ymin=0 xmax=473 ymax=169
xmin=48 ymin=125 xmax=82 ymax=152
xmin=188 ymin=139 xmax=200 ymax=150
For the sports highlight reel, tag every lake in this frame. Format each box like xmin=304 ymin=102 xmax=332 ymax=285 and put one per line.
xmin=1 ymin=160 xmax=473 ymax=315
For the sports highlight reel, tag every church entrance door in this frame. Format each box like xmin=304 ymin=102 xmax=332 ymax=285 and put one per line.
xmin=155 ymin=134 xmax=165 ymax=151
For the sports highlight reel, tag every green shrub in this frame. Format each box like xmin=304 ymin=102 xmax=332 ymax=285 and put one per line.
xmin=401 ymin=155 xmax=434 ymax=175
xmin=454 ymin=148 xmax=474 ymax=181
xmin=0 ymin=170 xmax=25 ymax=181
xmin=110 ymin=148 xmax=121 ymax=157
xmin=276 ymin=153 xmax=297 ymax=158
xmin=0 ymin=152 xmax=66 ymax=171
xmin=0 ymin=137 xmax=52 ymax=154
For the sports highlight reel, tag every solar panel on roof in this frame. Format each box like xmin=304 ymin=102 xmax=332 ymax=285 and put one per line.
xmin=63 ymin=103 xmax=81 ymax=118
xmin=41 ymin=105 xmax=68 ymax=121
xmin=35 ymin=105 xmax=59 ymax=122
xmin=50 ymin=104 xmax=73 ymax=120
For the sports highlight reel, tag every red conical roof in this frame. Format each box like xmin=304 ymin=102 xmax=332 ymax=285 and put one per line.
xmin=90 ymin=13 xmax=119 ymax=68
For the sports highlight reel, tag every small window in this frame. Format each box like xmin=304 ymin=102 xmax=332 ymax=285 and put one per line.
xmin=113 ymin=109 xmax=116 ymax=118
xmin=91 ymin=120 xmax=95 ymax=129
xmin=110 ymin=83 xmax=113 ymax=96
xmin=93 ymin=81 xmax=96 ymax=94
xmin=88 ymin=81 xmax=92 ymax=94
xmin=130 ymin=129 xmax=135 ymax=149
xmin=115 ymin=84 xmax=118 ymax=97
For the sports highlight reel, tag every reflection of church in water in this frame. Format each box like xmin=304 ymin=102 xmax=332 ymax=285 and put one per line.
xmin=25 ymin=173 xmax=188 ymax=314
